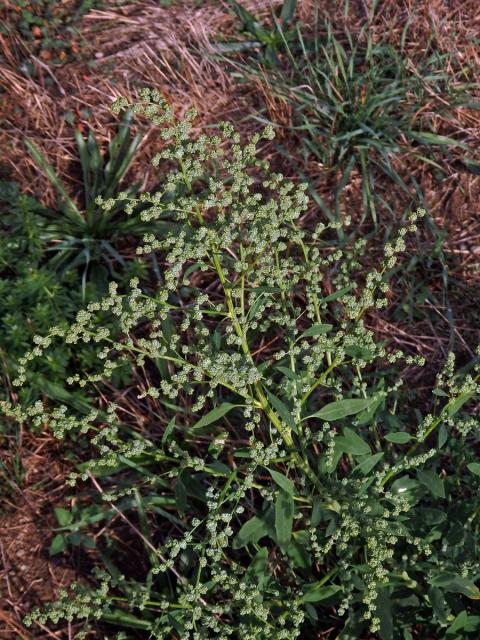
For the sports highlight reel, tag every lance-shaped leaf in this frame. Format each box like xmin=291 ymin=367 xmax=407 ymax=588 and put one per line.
xmin=304 ymin=397 xmax=376 ymax=421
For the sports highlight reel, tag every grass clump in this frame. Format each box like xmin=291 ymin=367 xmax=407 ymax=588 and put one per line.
xmin=4 ymin=92 xmax=480 ymax=639
xmin=222 ymin=5 xmax=478 ymax=226
xmin=0 ymin=127 xmax=159 ymax=402
xmin=23 ymin=112 xmax=159 ymax=297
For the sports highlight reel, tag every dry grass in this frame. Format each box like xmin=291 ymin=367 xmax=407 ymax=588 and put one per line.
xmin=0 ymin=429 xmax=82 ymax=638
xmin=0 ymin=0 xmax=263 ymax=206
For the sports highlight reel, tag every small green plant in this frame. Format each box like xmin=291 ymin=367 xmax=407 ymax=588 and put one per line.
xmin=217 ymin=0 xmax=297 ymax=65
xmin=0 ymin=181 xmax=93 ymax=506
xmin=5 ymin=93 xmax=480 ymax=639
xmin=24 ymin=112 xmax=163 ymax=297
xmin=0 ymin=181 xmax=94 ymax=405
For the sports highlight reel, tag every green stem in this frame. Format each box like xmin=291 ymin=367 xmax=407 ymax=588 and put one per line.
xmin=211 ymin=249 xmax=325 ymax=492
xmin=381 ymin=377 xmax=480 ymax=487
xmin=301 ymin=357 xmax=341 ymax=406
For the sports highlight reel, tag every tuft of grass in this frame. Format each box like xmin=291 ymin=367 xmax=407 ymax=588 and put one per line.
xmin=221 ymin=6 xmax=479 ymax=228
xmin=23 ymin=112 xmax=170 ymax=297
xmin=217 ymin=1 xmax=480 ymax=381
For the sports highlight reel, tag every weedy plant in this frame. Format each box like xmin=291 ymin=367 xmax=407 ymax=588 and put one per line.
xmin=4 ymin=92 xmax=480 ymax=639
xmin=24 ymin=112 xmax=168 ymax=297
xmin=221 ymin=6 xmax=478 ymax=227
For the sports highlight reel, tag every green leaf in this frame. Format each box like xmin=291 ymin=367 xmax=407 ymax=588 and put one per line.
xmin=467 ymin=462 xmax=480 ymax=476
xmin=428 ymin=587 xmax=447 ymax=624
xmin=229 ymin=0 xmax=257 ymax=30
xmin=208 ymin=431 xmax=228 ymax=459
xmin=234 ymin=516 xmax=269 ymax=549
xmin=431 ymin=573 xmax=480 ymax=599
xmin=265 ymin=389 xmax=297 ymax=431
xmin=161 ymin=417 xmax=176 ymax=446
xmin=275 ymin=489 xmax=294 ymax=550
xmin=54 ymin=507 xmax=73 ymax=527
xmin=101 ymin=610 xmax=152 ymax=630
xmin=447 ymin=610 xmax=468 ymax=635
xmin=377 ymin=588 xmax=393 ymax=640
xmin=460 ymin=101 xmax=480 ymax=109
xmin=307 ymin=397 xmax=375 ymax=421
xmin=428 ymin=587 xmax=448 ymax=624
xmin=432 ymin=388 xmax=448 ymax=397
xmin=297 ymin=323 xmax=332 ymax=340
xmin=344 ymin=345 xmax=375 ymax=361
xmin=105 ymin=127 xmax=141 ymax=199
xmin=269 ymin=469 xmax=294 ymax=495
xmin=417 ymin=469 xmax=445 ymax=499
xmin=191 ymin=402 xmax=239 ymax=430
xmin=175 ymin=476 xmax=187 ymax=515
xmin=321 ymin=284 xmax=355 ymax=302
xmin=178 ymin=470 xmax=206 ymax=503
xmin=75 ymin=128 xmax=93 ymax=207
xmin=353 ymin=452 xmax=384 ymax=475
xmin=286 ymin=530 xmax=311 ymax=569
xmin=301 ymin=584 xmax=341 ymax=603
xmin=446 ymin=391 xmax=474 ymax=417
xmin=462 ymin=158 xmax=480 ymax=175
xmin=42 ymin=380 xmax=74 ymax=402
xmin=311 ymin=498 xmax=323 ymax=527
xmin=80 ymin=534 xmax=96 ymax=550
xmin=356 ymin=394 xmax=383 ymax=426
xmin=336 ymin=427 xmax=371 ymax=456
xmin=233 ymin=448 xmax=253 ymax=459
xmin=245 ymin=547 xmax=269 ymax=588
xmin=438 ymin=424 xmax=448 ymax=449
xmin=213 ymin=40 xmax=262 ymax=54
xmin=391 ymin=475 xmax=419 ymax=496
xmin=410 ymin=131 xmax=467 ymax=149
xmin=24 ymin=138 xmax=82 ymax=221
xmin=384 ymin=432 xmax=412 ymax=444
xmin=280 ymin=0 xmax=297 ymax=23
xmin=212 ymin=328 xmax=222 ymax=350
xmin=49 ymin=533 xmax=67 ymax=556
xmin=276 ymin=366 xmax=301 ymax=381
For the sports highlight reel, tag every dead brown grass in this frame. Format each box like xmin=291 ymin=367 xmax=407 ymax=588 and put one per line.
xmin=0 ymin=0 xmax=264 ymax=207
xmin=0 ymin=429 xmax=83 ymax=638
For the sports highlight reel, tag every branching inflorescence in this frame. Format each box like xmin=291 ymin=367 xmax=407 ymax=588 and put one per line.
xmin=3 ymin=89 xmax=480 ymax=639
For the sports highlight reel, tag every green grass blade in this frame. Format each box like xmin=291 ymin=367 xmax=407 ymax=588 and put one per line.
xmin=409 ymin=131 xmax=468 ymax=149
xmin=24 ymin=138 xmax=82 ymax=221
xmin=359 ymin=148 xmax=377 ymax=226
xmin=86 ymin=129 xmax=102 ymax=201
xmin=74 ymin=128 xmax=92 ymax=208
xmin=280 ymin=0 xmax=297 ymax=23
